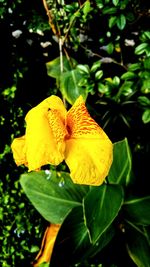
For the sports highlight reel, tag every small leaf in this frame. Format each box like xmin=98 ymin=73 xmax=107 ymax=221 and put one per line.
xmin=109 ymin=16 xmax=117 ymax=28
xmin=123 ymin=196 xmax=150 ymax=226
xmin=91 ymin=60 xmax=101 ymax=72
xmin=46 ymin=56 xmax=77 ymax=78
xmin=112 ymin=0 xmax=119 ymax=6
xmin=83 ymin=184 xmax=124 ymax=243
xmin=98 ymin=83 xmax=108 ymax=94
xmin=113 ymin=76 xmax=120 ymax=86
xmin=135 ymin=43 xmax=149 ymax=55
xmin=95 ymin=70 xmax=103 ymax=80
xmin=138 ymin=96 xmax=150 ymax=107
xmin=128 ymin=63 xmax=141 ymax=71
xmin=141 ymin=79 xmax=150 ymax=93
xmin=20 ymin=171 xmax=89 ymax=224
xmin=108 ymin=138 xmax=132 ymax=186
xmin=142 ymin=109 xmax=150 ymax=123
xmin=144 ymin=57 xmax=150 ymax=69
xmin=83 ymin=0 xmax=91 ymax=16
xmin=121 ymin=71 xmax=137 ymax=80
xmin=60 ymin=69 xmax=88 ymax=104
xmin=106 ymin=43 xmax=114 ymax=54
xmin=103 ymin=7 xmax=117 ymax=15
xmin=117 ymin=14 xmax=126 ymax=30
xmin=76 ymin=64 xmax=90 ymax=74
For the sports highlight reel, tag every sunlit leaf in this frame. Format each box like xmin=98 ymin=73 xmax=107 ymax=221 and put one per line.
xmin=46 ymin=56 xmax=77 ymax=79
xmin=60 ymin=69 xmax=88 ymax=104
xmin=109 ymin=16 xmax=117 ymax=28
xmin=121 ymin=71 xmax=137 ymax=80
xmin=83 ymin=184 xmax=124 ymax=243
xmin=112 ymin=0 xmax=119 ymax=6
xmin=83 ymin=0 xmax=91 ymax=16
xmin=128 ymin=63 xmax=141 ymax=71
xmin=103 ymin=7 xmax=117 ymax=15
xmin=117 ymin=14 xmax=126 ymax=30
xmin=95 ymin=70 xmax=103 ymax=80
xmin=135 ymin=43 xmax=149 ymax=55
xmin=20 ymin=171 xmax=89 ymax=224
xmin=142 ymin=109 xmax=150 ymax=123
xmin=108 ymin=138 xmax=132 ymax=186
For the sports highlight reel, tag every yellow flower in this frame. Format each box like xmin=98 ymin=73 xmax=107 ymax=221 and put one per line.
xmin=11 ymin=95 xmax=113 ymax=185
xmin=33 ymin=224 xmax=60 ymax=267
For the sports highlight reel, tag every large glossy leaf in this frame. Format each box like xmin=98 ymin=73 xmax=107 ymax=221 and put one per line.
xmin=123 ymin=196 xmax=150 ymax=226
xmin=83 ymin=184 xmax=124 ymax=244
xmin=46 ymin=56 xmax=77 ymax=78
xmin=125 ymin=222 xmax=150 ymax=267
xmin=60 ymin=69 xmax=88 ymax=104
xmin=108 ymin=138 xmax=132 ymax=186
xmin=50 ymin=206 xmax=115 ymax=267
xmin=20 ymin=170 xmax=89 ymax=224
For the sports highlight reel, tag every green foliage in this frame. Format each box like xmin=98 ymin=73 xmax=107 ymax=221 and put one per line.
xmin=125 ymin=223 xmax=150 ymax=267
xmin=18 ymin=139 xmax=150 ymax=267
xmin=1 ymin=0 xmax=150 ymax=266
xmin=46 ymin=56 xmax=88 ymax=104
xmin=108 ymin=138 xmax=132 ymax=186
xmin=20 ymin=171 xmax=89 ymax=224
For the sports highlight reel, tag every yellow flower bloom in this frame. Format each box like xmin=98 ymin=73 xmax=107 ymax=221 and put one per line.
xmin=11 ymin=95 xmax=113 ymax=185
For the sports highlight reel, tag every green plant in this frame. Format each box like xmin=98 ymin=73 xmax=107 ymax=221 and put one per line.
xmin=1 ymin=0 xmax=150 ymax=266
xmin=19 ymin=138 xmax=150 ymax=267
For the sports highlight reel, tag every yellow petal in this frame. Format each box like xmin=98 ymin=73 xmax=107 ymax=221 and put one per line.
xmin=33 ymin=224 xmax=61 ymax=267
xmin=25 ymin=96 xmax=67 ymax=171
xmin=65 ymin=96 xmax=113 ymax=186
xmin=11 ymin=136 xmax=27 ymax=166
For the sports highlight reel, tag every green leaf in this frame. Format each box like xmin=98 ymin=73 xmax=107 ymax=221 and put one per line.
xmin=125 ymin=222 xmax=150 ymax=267
xmin=138 ymin=96 xmax=150 ymax=107
xmin=144 ymin=57 xmax=150 ymax=69
xmin=51 ymin=206 xmax=115 ymax=266
xmin=112 ymin=0 xmax=119 ymax=6
xmin=113 ymin=76 xmax=120 ymax=86
xmin=95 ymin=70 xmax=103 ymax=80
xmin=116 ymin=81 xmax=133 ymax=98
xmin=46 ymin=56 xmax=77 ymax=78
xmin=108 ymin=138 xmax=132 ymax=186
xmin=83 ymin=184 xmax=124 ymax=243
xmin=121 ymin=71 xmax=137 ymax=80
xmin=83 ymin=0 xmax=91 ymax=16
xmin=141 ymin=79 xmax=150 ymax=93
xmin=128 ymin=63 xmax=141 ymax=71
xmin=76 ymin=64 xmax=90 ymax=74
xmin=91 ymin=60 xmax=101 ymax=72
xmin=135 ymin=43 xmax=149 ymax=55
xmin=20 ymin=171 xmax=89 ymax=224
xmin=106 ymin=42 xmax=114 ymax=54
xmin=109 ymin=16 xmax=117 ymax=28
xmin=117 ymin=14 xmax=126 ymax=30
xmin=98 ymin=83 xmax=108 ymax=94
xmin=123 ymin=196 xmax=150 ymax=226
xmin=60 ymin=69 xmax=88 ymax=104
xmin=142 ymin=109 xmax=150 ymax=123
xmin=103 ymin=7 xmax=117 ymax=15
